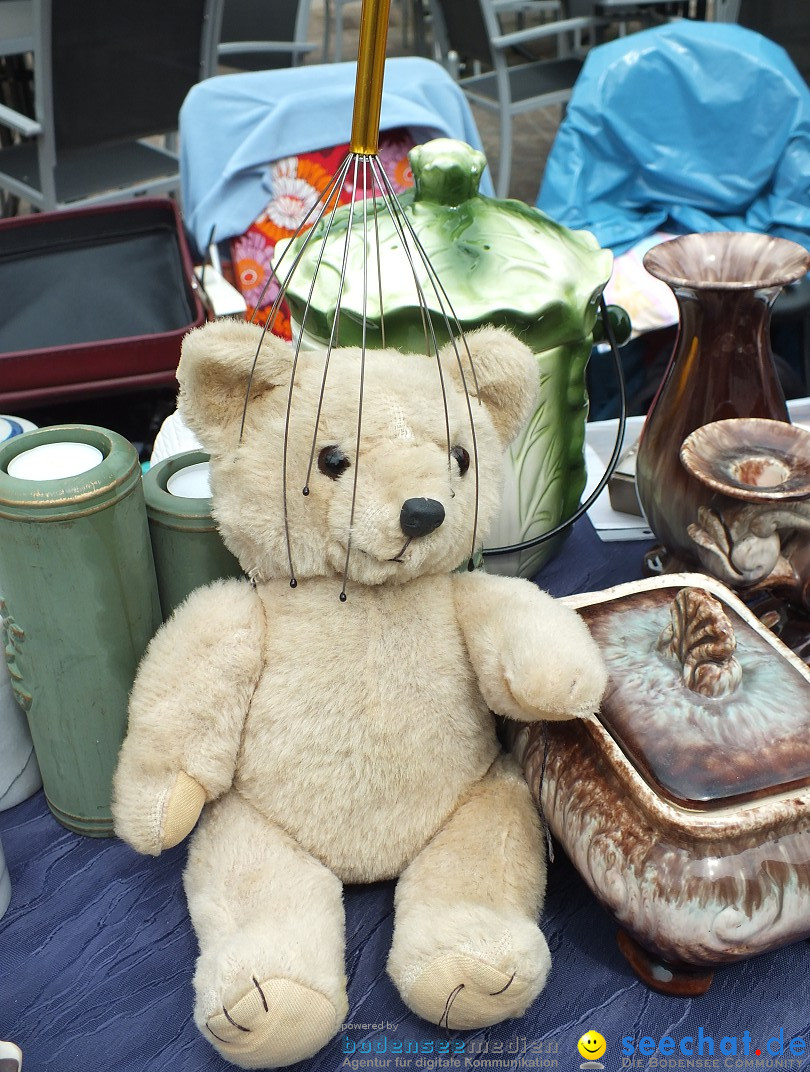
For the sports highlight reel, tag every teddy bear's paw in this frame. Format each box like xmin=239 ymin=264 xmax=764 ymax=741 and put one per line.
xmin=112 ymin=766 xmax=206 ymax=855
xmin=389 ymin=907 xmax=550 ymax=1030
xmin=506 ymin=656 xmax=607 ymax=723
xmin=162 ymin=771 xmax=206 ymax=849
xmin=203 ymin=977 xmax=346 ymax=1069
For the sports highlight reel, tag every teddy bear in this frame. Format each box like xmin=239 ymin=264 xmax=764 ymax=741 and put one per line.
xmin=112 ymin=318 xmax=607 ymax=1069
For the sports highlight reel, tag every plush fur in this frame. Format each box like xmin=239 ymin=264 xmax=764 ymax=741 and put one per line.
xmin=113 ymin=319 xmax=607 ymax=1068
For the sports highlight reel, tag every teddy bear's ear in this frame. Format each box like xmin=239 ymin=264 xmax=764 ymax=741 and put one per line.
xmin=177 ymin=319 xmax=293 ymax=450
xmin=441 ymin=326 xmax=538 ymax=445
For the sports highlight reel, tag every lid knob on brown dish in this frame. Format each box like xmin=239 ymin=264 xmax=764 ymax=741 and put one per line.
xmin=656 ymin=587 xmax=742 ymax=699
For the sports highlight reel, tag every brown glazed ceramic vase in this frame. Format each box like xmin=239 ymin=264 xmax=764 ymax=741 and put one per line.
xmin=635 ymin=232 xmax=810 ymax=564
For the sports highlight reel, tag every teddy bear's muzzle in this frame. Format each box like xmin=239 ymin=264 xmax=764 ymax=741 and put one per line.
xmin=399 ymin=496 xmax=445 ymax=538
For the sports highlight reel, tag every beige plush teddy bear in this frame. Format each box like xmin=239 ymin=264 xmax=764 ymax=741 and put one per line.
xmin=112 ymin=318 xmax=607 ymax=1069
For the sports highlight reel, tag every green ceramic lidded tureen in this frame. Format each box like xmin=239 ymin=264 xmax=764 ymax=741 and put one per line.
xmin=282 ymin=138 xmax=620 ymax=578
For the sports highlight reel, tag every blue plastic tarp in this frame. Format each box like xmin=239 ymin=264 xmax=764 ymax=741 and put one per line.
xmin=537 ymin=21 xmax=810 ymax=254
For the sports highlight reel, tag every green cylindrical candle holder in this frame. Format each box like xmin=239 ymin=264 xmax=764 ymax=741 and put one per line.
xmin=143 ymin=450 xmax=243 ymax=621
xmin=0 ymin=425 xmax=162 ymax=837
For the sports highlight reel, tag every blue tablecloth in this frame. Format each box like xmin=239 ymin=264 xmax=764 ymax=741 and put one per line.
xmin=2 ymin=520 xmax=809 ymax=1071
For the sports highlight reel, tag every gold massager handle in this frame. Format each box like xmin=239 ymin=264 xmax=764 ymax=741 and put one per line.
xmin=350 ymin=0 xmax=392 ymax=156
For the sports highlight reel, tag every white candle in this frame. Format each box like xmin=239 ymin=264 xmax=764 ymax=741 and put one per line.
xmin=6 ymin=441 xmax=103 ymax=481
xmin=166 ymin=461 xmax=211 ymax=499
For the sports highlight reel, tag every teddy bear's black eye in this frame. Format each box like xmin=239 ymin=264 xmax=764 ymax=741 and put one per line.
xmin=451 ymin=445 xmax=470 ymax=475
xmin=317 ymin=446 xmax=351 ymax=480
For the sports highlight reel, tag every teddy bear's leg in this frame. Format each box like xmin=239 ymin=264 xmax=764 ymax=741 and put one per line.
xmin=387 ymin=754 xmax=550 ymax=1030
xmin=183 ymin=792 xmax=348 ymax=1069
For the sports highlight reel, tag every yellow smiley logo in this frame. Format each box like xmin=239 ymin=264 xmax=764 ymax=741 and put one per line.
xmin=577 ymin=1031 xmax=607 ymax=1061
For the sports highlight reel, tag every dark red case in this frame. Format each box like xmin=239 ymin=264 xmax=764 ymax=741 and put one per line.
xmin=0 ymin=198 xmax=205 ymax=409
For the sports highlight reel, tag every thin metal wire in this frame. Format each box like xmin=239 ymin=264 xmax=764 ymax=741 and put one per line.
xmin=371 ymin=160 xmax=482 ymax=566
xmin=368 ymin=161 xmax=484 ymax=561
xmin=371 ymin=178 xmax=386 ymax=350
xmin=367 ymin=159 xmax=451 ymax=457
xmin=369 ymin=159 xmax=483 ymax=561
xmin=274 ymin=157 xmax=357 ymax=585
xmin=371 ymin=160 xmax=472 ymax=382
xmin=373 ymin=163 xmax=482 ymax=401
xmin=248 ymin=160 xmax=348 ymax=326
xmin=239 ymin=154 xmax=354 ymax=444
xmin=367 ymin=166 xmax=456 ymax=503
xmin=340 ymin=156 xmax=371 ymax=601
xmin=302 ymin=156 xmax=364 ymax=494
xmin=282 ymin=155 xmax=361 ymax=585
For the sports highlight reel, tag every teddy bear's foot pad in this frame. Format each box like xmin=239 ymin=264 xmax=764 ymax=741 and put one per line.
xmin=404 ymin=952 xmax=541 ymax=1031
xmin=390 ymin=903 xmax=550 ymax=1031
xmin=204 ymin=977 xmax=342 ymax=1069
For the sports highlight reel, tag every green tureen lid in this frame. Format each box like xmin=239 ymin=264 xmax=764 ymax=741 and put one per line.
xmin=280 ymin=138 xmax=614 ymax=354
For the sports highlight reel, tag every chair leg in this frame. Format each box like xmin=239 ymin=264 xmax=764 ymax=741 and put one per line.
xmin=412 ymin=0 xmax=426 ymax=55
xmin=322 ymin=0 xmax=332 ymax=61
xmin=400 ymin=0 xmax=410 ymax=51
xmin=496 ymin=107 xmax=513 ymax=199
xmin=334 ymin=0 xmax=344 ymax=63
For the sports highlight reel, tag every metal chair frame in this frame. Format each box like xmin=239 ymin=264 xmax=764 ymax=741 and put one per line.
xmin=217 ymin=0 xmax=316 ymax=69
xmin=428 ymin=0 xmax=606 ymax=197
xmin=0 ymin=0 xmax=223 ymax=212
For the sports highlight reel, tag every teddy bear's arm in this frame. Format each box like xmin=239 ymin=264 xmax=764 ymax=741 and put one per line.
xmin=112 ymin=578 xmax=265 ymax=856
xmin=452 ymin=572 xmax=607 ymax=723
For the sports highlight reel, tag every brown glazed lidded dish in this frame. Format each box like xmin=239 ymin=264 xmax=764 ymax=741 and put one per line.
xmin=511 ymin=573 xmax=810 ymax=995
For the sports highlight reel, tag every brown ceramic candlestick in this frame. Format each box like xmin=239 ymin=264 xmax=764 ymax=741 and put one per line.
xmin=680 ymin=417 xmax=810 ymax=609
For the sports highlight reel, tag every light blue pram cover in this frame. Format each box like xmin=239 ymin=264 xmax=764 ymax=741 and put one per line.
xmin=180 ymin=56 xmax=491 ymax=251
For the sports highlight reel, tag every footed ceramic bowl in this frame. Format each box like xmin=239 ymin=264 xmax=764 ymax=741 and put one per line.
xmin=511 ymin=573 xmax=810 ymax=995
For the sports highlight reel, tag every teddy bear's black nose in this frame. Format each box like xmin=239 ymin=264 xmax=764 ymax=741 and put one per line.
xmin=400 ymin=497 xmax=445 ymax=538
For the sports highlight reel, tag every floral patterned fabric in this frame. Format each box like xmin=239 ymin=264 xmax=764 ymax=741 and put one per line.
xmin=229 ymin=128 xmax=416 ymax=339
